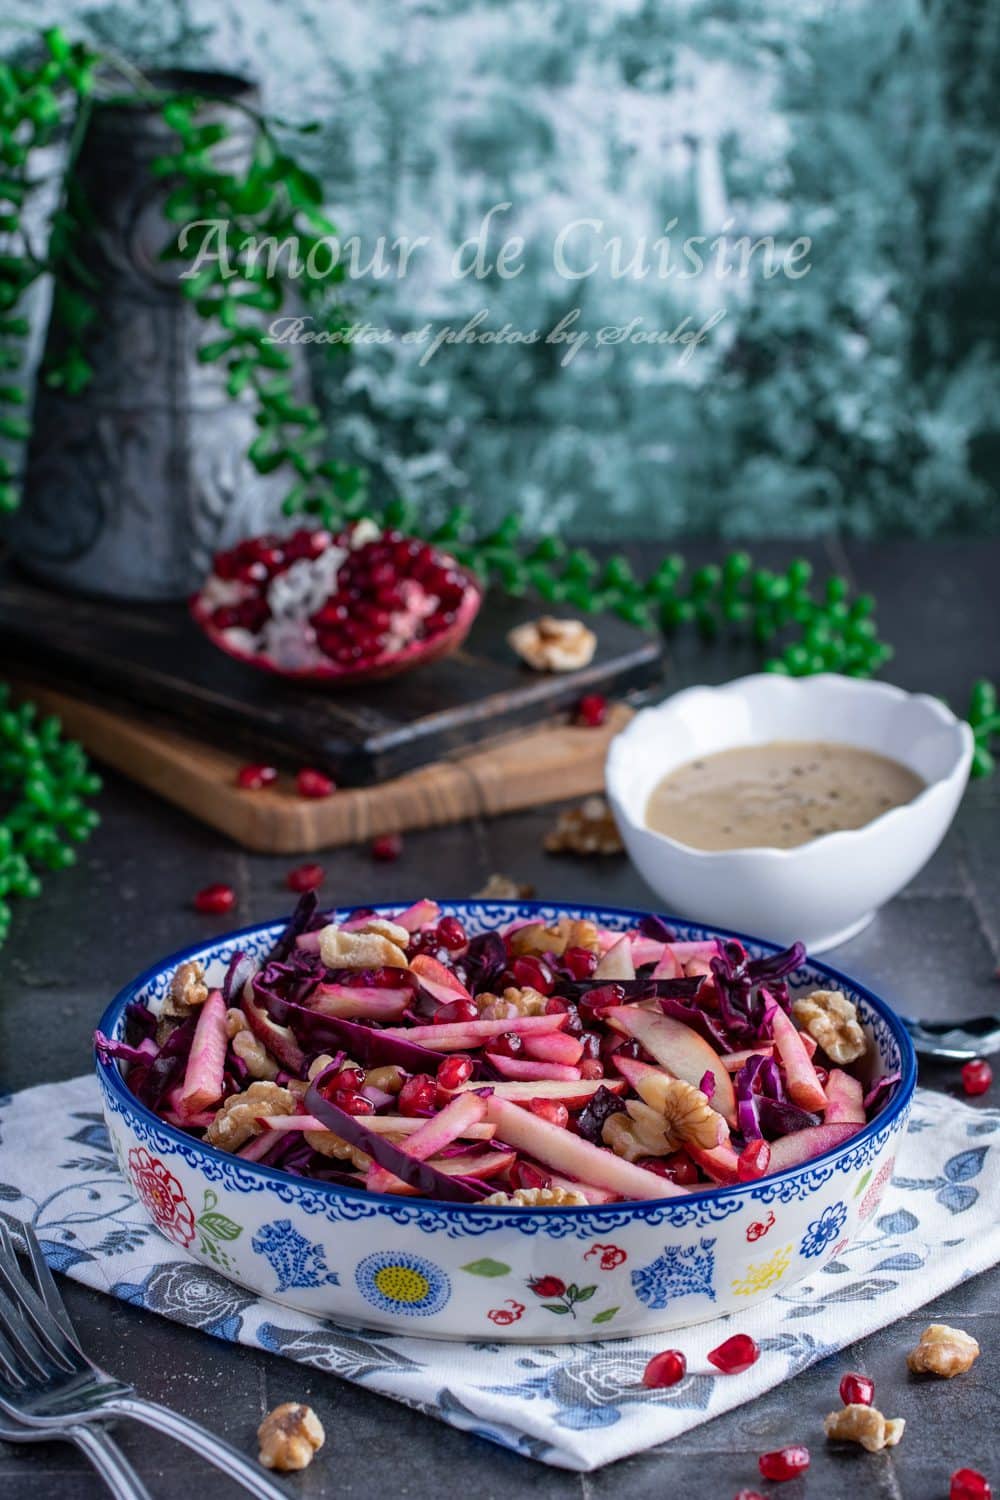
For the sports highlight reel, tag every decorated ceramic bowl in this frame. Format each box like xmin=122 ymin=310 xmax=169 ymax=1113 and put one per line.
xmin=95 ymin=901 xmax=915 ymax=1343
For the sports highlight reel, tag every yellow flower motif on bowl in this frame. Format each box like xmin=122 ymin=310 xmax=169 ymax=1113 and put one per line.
xmin=731 ymin=1243 xmax=793 ymax=1297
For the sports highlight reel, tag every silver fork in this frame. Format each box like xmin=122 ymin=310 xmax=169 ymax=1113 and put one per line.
xmin=0 ymin=1226 xmax=151 ymax=1499
xmin=0 ymin=1223 xmax=288 ymax=1500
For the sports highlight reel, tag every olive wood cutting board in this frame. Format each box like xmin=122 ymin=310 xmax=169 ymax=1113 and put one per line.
xmin=13 ymin=682 xmax=633 ymax=853
xmin=0 ymin=567 xmax=662 ymax=785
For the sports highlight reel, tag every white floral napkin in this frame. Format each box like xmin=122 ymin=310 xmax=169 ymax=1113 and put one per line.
xmin=1 ymin=1077 xmax=997 ymax=1472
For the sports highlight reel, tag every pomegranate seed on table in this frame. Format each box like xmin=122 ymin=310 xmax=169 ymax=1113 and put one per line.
xmin=962 ymin=1058 xmax=993 ymax=1096
xmin=371 ymin=832 xmax=403 ymax=861
xmin=707 ymin=1333 xmax=760 ymax=1374
xmin=737 ymin=1139 xmax=771 ymax=1182
xmin=398 ymin=1074 xmax=437 ymax=1116
xmin=235 ymin=763 xmax=278 ymax=790
xmin=437 ymin=915 xmax=468 ymax=950
xmin=528 ymin=1098 xmax=570 ymax=1128
xmin=296 ymin=767 xmax=335 ymax=799
xmin=757 ymin=1446 xmax=810 ymax=1482
xmin=642 ymin=1349 xmax=687 ymax=1389
xmin=286 ymin=862 xmax=325 ymax=893
xmin=436 ymin=1055 xmax=474 ymax=1091
xmin=433 ymin=999 xmax=478 ymax=1024
xmin=576 ymin=693 xmax=608 ymax=728
xmin=839 ymin=1372 xmax=874 ymax=1406
xmin=952 ymin=1469 xmax=992 ymax=1500
xmin=193 ymin=883 xmax=236 ymax=915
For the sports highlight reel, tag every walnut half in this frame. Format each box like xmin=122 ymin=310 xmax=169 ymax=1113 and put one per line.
xmin=257 ymin=1402 xmax=325 ymax=1471
xmin=792 ymin=989 xmax=867 ymax=1064
xmin=824 ymin=1404 xmax=905 ymax=1452
xmin=544 ymin=798 xmax=624 ymax=856
xmin=906 ymin=1323 xmax=981 ymax=1377
xmin=480 ymin=1186 xmax=588 ymax=1206
xmin=205 ymin=1082 xmax=296 ymax=1152
xmin=508 ymin=615 xmax=597 ymax=672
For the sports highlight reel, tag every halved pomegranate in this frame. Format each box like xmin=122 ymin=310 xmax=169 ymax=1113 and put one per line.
xmin=190 ymin=521 xmax=482 ymax=684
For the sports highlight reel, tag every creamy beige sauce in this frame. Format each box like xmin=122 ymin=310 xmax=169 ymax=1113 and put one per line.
xmin=645 ymin=740 xmax=924 ymax=851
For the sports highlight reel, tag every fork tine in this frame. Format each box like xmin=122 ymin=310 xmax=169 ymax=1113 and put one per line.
xmin=0 ymin=1324 xmax=31 ymax=1388
xmin=0 ymin=1284 xmax=54 ymax=1381
xmin=0 ymin=1224 xmax=80 ymax=1371
xmin=19 ymin=1224 xmax=82 ymax=1350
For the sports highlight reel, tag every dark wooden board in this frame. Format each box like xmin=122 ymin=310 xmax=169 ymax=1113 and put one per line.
xmin=0 ymin=565 xmax=663 ymax=784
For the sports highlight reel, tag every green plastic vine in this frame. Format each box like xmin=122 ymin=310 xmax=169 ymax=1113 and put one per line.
xmin=0 ymin=685 xmax=102 ymax=946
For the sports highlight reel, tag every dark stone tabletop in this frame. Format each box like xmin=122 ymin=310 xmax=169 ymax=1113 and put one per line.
xmin=1 ymin=537 xmax=998 ymax=1498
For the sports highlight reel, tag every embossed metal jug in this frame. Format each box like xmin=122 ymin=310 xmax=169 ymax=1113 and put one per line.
xmin=12 ymin=70 xmax=310 ymax=601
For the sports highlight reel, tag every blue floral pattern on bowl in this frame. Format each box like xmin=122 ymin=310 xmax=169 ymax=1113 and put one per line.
xmin=251 ymin=1218 xmax=340 ymax=1293
xmin=356 ymin=1250 xmax=451 ymax=1317
xmin=800 ymin=1201 xmax=848 ymax=1259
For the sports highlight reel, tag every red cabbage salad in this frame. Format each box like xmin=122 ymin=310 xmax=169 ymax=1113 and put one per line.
xmin=96 ymin=897 xmax=900 ymax=1206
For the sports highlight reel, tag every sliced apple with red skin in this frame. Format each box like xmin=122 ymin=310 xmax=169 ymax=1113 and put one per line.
xmin=241 ymin=984 xmax=306 ymax=1073
xmin=823 ymin=1068 xmax=866 ymax=1124
xmin=652 ymin=947 xmax=683 ymax=980
xmin=409 ymin=953 xmax=474 ymax=1005
xmin=257 ymin=1113 xmax=497 ymax=1140
xmin=366 ymin=1092 xmax=488 ymax=1194
xmin=453 ymin=1077 xmax=626 ymax=1108
xmin=520 ymin=1031 xmax=585 ymax=1066
xmin=605 ymin=1006 xmax=737 ymax=1126
xmin=394 ymin=899 xmax=441 ymax=933
xmin=686 ymin=1139 xmax=742 ymax=1185
xmin=176 ymin=990 xmax=229 ymax=1114
xmin=486 ymin=1054 xmax=582 ymax=1083
xmin=765 ymin=1122 xmax=861 ymax=1172
xmin=799 ymin=1030 xmax=818 ymax=1058
xmin=593 ymin=934 xmax=636 ymax=981
xmin=380 ymin=1013 xmax=567 ymax=1048
xmin=483 ymin=1095 xmax=688 ymax=1199
xmin=311 ymin=984 xmax=411 ymax=1021
xmin=769 ymin=1003 xmax=828 ymax=1111
xmin=429 ymin=1149 xmax=514 ymax=1180
xmin=629 ymin=935 xmax=666 ymax=968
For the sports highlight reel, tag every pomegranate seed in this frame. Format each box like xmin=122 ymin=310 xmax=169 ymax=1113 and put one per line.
xmin=433 ymin=999 xmax=478 ymax=1024
xmin=489 ymin=1030 xmax=524 ymax=1058
xmin=398 ymin=1074 xmax=437 ymax=1115
xmin=371 ymin=833 xmax=403 ymax=861
xmin=323 ymin=1067 xmax=366 ymax=1094
xmin=578 ymin=984 xmax=626 ymax=1023
xmin=544 ymin=997 xmax=569 ymax=1016
xmin=236 ymin=763 xmax=277 ymax=790
xmin=707 ymin=1333 xmax=760 ymax=1374
xmin=952 ymin=1470 xmax=992 ymax=1500
xmin=564 ymin=945 xmax=598 ymax=979
xmin=437 ymin=916 xmax=468 ymax=950
xmin=642 ymin=1349 xmax=687 ymax=1389
xmin=514 ymin=1161 xmax=551 ymax=1191
xmin=576 ymin=693 xmax=608 ymax=728
xmin=839 ymin=1372 xmax=874 ymax=1406
xmin=737 ymin=1139 xmax=771 ymax=1182
xmin=663 ymin=1151 xmax=700 ymax=1185
xmin=758 ymin=1446 xmax=810 ymax=1482
xmin=579 ymin=1059 xmax=605 ymax=1079
xmin=436 ymin=1055 xmax=474 ymax=1091
xmin=528 ymin=1098 xmax=570 ymax=1128
xmin=579 ymin=1031 xmax=602 ymax=1059
xmin=296 ymin=767 xmax=335 ymax=799
xmin=286 ymin=862 xmax=325 ymax=893
xmin=332 ymin=1090 xmax=375 ymax=1115
xmin=193 ymin=883 xmax=236 ymax=915
xmin=512 ymin=955 xmax=555 ymax=994
xmin=962 ymin=1058 xmax=993 ymax=1096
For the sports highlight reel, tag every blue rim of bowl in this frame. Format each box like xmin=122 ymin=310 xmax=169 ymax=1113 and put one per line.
xmin=95 ymin=899 xmax=917 ymax=1218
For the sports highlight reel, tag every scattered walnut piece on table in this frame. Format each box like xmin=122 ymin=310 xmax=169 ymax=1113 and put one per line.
xmin=792 ymin=988 xmax=868 ymax=1064
xmin=205 ymin=1082 xmax=296 ymax=1152
xmin=544 ymin=798 xmax=624 ymax=856
xmin=508 ymin=615 xmax=597 ymax=672
xmin=824 ymin=1404 xmax=905 ymax=1452
xmin=906 ymin=1323 xmax=981 ymax=1377
xmin=473 ymin=873 xmax=536 ymax=900
xmin=257 ymin=1402 xmax=325 ymax=1471
xmin=481 ymin=1186 xmax=589 ymax=1206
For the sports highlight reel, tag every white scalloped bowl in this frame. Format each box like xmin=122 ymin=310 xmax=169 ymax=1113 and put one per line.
xmin=95 ymin=901 xmax=914 ymax=1343
xmin=606 ymin=674 xmax=973 ymax=953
